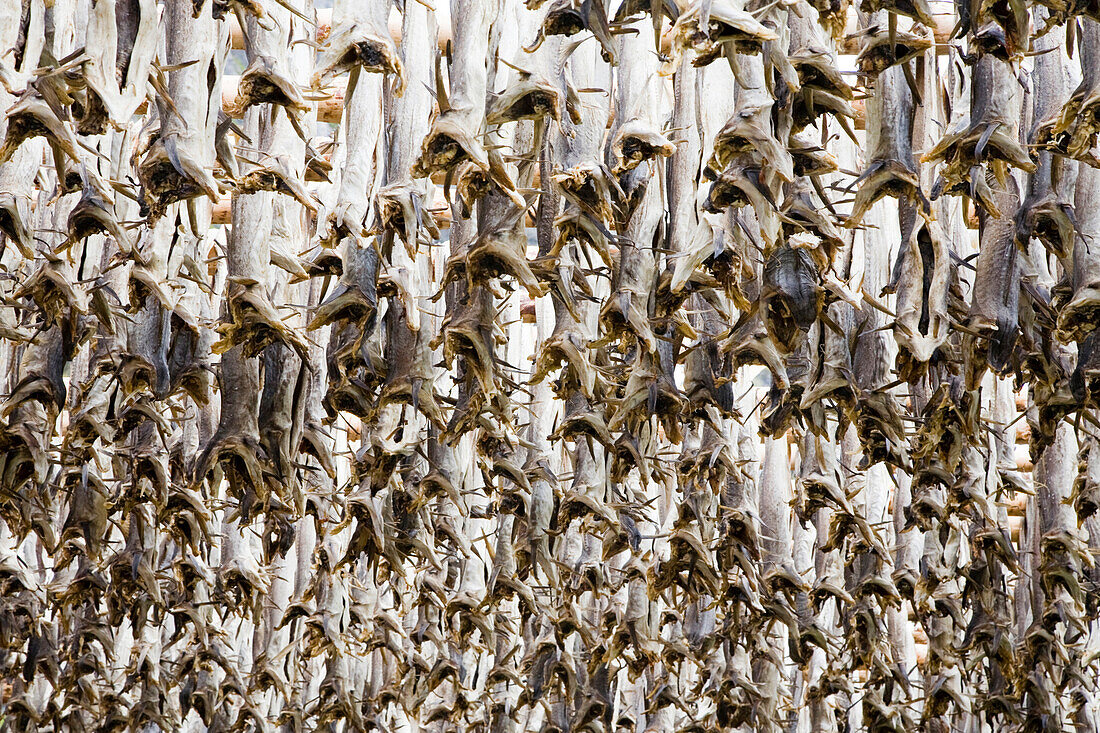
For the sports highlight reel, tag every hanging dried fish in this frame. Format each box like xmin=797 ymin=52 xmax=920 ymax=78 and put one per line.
xmin=313 ymin=0 xmax=405 ymax=93
xmin=854 ymin=24 xmax=933 ymax=75
xmin=967 ymin=178 xmax=1020 ymax=378
xmin=761 ymin=243 xmax=823 ymax=353
xmin=847 ymin=63 xmax=921 ymax=228
xmin=136 ymin=2 xmax=222 ymax=219
xmin=924 ymin=54 xmax=1035 ymax=214
xmin=1057 ymin=165 xmax=1100 ymax=341
xmin=888 ymin=203 xmax=952 ymax=377
xmin=860 ymin=0 xmax=935 ymax=26
xmin=1018 ymin=73 xmax=1078 ymax=268
xmin=1 ymin=1 xmax=1099 ymax=730
xmin=667 ymin=0 xmax=779 ymax=67
xmin=1035 ymin=19 xmax=1100 ymax=167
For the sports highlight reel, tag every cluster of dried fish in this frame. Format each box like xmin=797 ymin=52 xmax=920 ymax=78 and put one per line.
xmin=2 ymin=0 xmax=1100 ymax=730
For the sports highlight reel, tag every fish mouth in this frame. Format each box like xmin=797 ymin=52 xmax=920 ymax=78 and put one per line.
xmin=237 ymin=81 xmax=297 ymax=113
xmin=454 ymin=164 xmax=493 ymax=217
xmin=490 ymin=86 xmax=561 ymax=124
xmin=1035 ymin=78 xmax=1100 ymax=163
xmin=314 ymin=26 xmax=405 ymax=93
xmin=0 ymin=198 xmax=30 ymax=254
xmin=137 ymin=142 xmax=221 ymax=219
xmin=560 ymin=175 xmax=599 ymax=205
xmin=73 ymin=90 xmax=110 ymax=135
xmin=66 ymin=208 xmax=113 ymax=243
xmin=324 ymin=381 xmax=374 ymax=419
xmin=762 ymin=301 xmax=810 ymax=353
xmin=554 ymin=166 xmax=615 ymax=219
xmin=790 ymin=147 xmax=838 ymax=177
xmin=313 ymin=290 xmax=375 ymax=328
xmin=845 ymin=160 xmax=922 ymax=228
xmin=216 ymin=283 xmax=310 ymax=361
xmin=704 ymin=164 xmax=771 ymax=213
xmin=1018 ymin=201 xmax=1075 ymax=259
xmin=553 ymin=210 xmax=613 ymax=266
xmin=971 ymin=24 xmax=1012 ymax=61
xmin=860 ymin=0 xmax=935 ymax=26
xmin=543 ymin=8 xmax=586 ymax=37
xmin=790 ymin=90 xmax=853 ymax=132
xmin=554 ymin=412 xmax=610 ymax=444
xmin=505 ymin=91 xmax=556 ymax=120
xmin=466 ymin=234 xmax=548 ymax=299
xmin=615 ymin=135 xmax=675 ymax=172
xmin=424 ymin=133 xmax=467 ymax=171
xmin=856 ymin=38 xmax=932 ymax=74
xmin=348 ymin=39 xmax=400 ymax=75
xmin=139 ymin=161 xmax=207 ymax=215
xmin=791 ymin=54 xmax=852 ymax=99
xmin=144 ymin=161 xmax=201 ymax=195
xmin=0 ymin=115 xmax=52 ymax=161
xmin=1058 ymin=288 xmax=1100 ymax=342
xmin=690 ymin=22 xmax=766 ymax=56
xmin=379 ymin=198 xmax=411 ymax=235
xmin=705 ymin=180 xmax=746 ymax=210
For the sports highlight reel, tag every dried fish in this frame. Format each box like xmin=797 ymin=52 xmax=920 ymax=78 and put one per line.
xmin=313 ymin=0 xmax=404 ymax=93
xmin=889 ymin=203 xmax=952 ymax=374
xmin=1035 ymin=19 xmax=1100 ymax=167
xmin=667 ymin=0 xmax=779 ymax=67
xmin=924 ymin=54 xmax=1035 ymax=214
xmin=854 ymin=25 xmax=932 ymax=75
xmin=761 ymin=244 xmax=823 ymax=353
xmin=413 ymin=2 xmax=492 ymax=179
xmin=967 ymin=178 xmax=1020 ymax=378
xmin=136 ymin=1 xmax=222 ymax=218
xmin=1057 ymin=165 xmax=1100 ymax=341
xmin=1 ymin=3 xmax=1099 ymax=731
xmin=860 ymin=0 xmax=935 ymax=26
xmin=527 ymin=0 xmax=618 ymax=63
xmin=848 ymin=63 xmax=921 ymax=228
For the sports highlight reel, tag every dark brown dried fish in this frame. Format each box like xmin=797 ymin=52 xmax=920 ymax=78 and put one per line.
xmin=230 ymin=55 xmax=309 ymax=118
xmin=526 ymin=0 xmax=618 ymax=64
xmin=1057 ymin=165 xmax=1100 ymax=341
xmin=1035 ymin=19 xmax=1100 ymax=167
xmin=967 ymin=178 xmax=1020 ymax=378
xmin=924 ymin=55 xmax=1035 ymax=214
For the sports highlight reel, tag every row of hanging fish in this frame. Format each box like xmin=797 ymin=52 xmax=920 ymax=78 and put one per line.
xmin=1 ymin=0 xmax=1100 ymax=730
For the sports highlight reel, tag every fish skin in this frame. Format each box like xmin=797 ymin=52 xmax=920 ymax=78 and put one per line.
xmin=761 ymin=244 xmax=822 ymax=354
xmin=925 ymin=54 xmax=1034 ymax=215
xmin=969 ymin=178 xmax=1021 ymax=379
xmin=891 ymin=200 xmax=952 ymax=377
xmin=1037 ymin=18 xmax=1100 ymax=167
xmin=848 ymin=63 xmax=920 ymax=228
xmin=1058 ymin=163 xmax=1100 ymax=341
xmin=412 ymin=0 xmax=493 ymax=178
xmin=313 ymin=0 xmax=404 ymax=92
